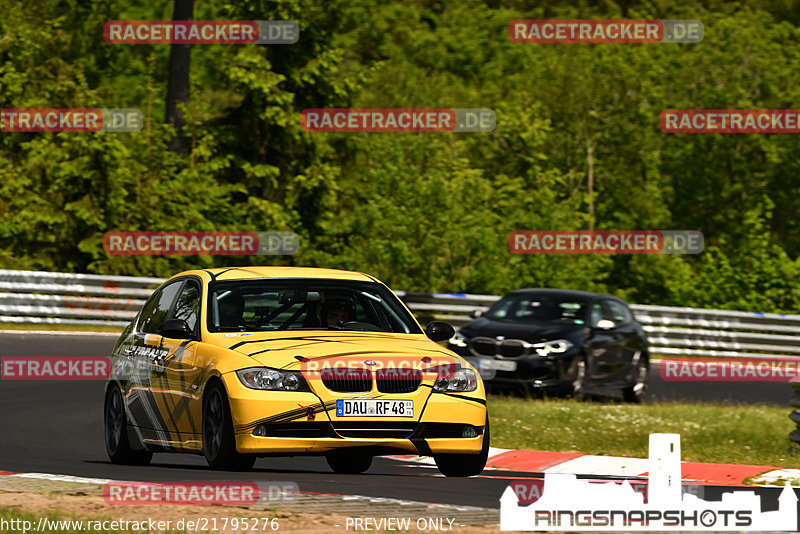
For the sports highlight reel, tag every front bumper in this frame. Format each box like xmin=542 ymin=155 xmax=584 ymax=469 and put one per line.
xmin=223 ymin=373 xmax=487 ymax=455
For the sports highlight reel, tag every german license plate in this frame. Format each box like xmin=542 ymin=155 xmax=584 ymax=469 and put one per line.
xmin=335 ymin=399 xmax=413 ymax=417
xmin=478 ymin=358 xmax=517 ymax=371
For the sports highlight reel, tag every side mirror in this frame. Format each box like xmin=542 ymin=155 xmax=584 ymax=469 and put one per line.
xmin=425 ymin=321 xmax=456 ymax=342
xmin=160 ymin=319 xmax=193 ymax=339
xmin=595 ymin=319 xmax=616 ymax=330
xmin=469 ymin=309 xmax=484 ymax=319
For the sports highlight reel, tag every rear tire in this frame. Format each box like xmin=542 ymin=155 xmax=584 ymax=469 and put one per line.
xmin=326 ymin=451 xmax=373 ymax=474
xmin=434 ymin=417 xmax=490 ymax=477
xmin=104 ymin=385 xmax=152 ymax=465
xmin=203 ymin=382 xmax=256 ymax=471
xmin=622 ymin=356 xmax=649 ymax=403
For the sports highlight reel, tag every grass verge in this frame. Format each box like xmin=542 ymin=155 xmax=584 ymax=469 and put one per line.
xmin=488 ymin=394 xmax=799 ymax=467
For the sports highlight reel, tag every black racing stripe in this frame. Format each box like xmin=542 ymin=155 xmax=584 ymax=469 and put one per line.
xmin=410 ymin=438 xmax=433 ymax=456
xmin=443 ymin=393 xmax=487 ymax=405
xmin=235 ymin=400 xmax=338 ymax=431
xmin=228 ymin=332 xmax=392 ymax=350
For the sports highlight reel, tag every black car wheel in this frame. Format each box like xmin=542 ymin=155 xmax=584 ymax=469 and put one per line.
xmin=202 ymin=382 xmax=256 ymax=471
xmin=104 ymin=385 xmax=152 ymax=465
xmin=434 ymin=416 xmax=490 ymax=477
xmin=326 ymin=451 xmax=373 ymax=474
xmin=622 ymin=356 xmax=649 ymax=403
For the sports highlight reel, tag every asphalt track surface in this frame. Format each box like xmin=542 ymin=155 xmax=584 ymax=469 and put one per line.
xmin=0 ymin=331 xmax=794 ymax=511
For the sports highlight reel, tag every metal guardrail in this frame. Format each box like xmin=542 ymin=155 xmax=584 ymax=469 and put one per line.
xmin=2 ymin=270 xmax=800 ymax=362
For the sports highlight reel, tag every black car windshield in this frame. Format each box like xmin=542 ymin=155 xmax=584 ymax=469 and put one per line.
xmin=485 ymin=294 xmax=588 ymax=324
xmin=207 ymin=279 xmax=422 ymax=334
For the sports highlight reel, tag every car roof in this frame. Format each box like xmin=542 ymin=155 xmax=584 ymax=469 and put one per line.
xmin=170 ymin=266 xmax=377 ymax=283
xmin=505 ymin=288 xmax=627 ymax=303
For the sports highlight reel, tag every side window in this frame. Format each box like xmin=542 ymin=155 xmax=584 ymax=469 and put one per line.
xmin=172 ymin=282 xmax=200 ymax=332
xmin=605 ymin=300 xmax=632 ymax=325
xmin=141 ymin=282 xmax=183 ymax=334
xmin=590 ymin=302 xmax=614 ymax=327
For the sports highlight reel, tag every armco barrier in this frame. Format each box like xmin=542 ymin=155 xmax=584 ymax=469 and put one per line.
xmin=2 ymin=270 xmax=800 ymax=363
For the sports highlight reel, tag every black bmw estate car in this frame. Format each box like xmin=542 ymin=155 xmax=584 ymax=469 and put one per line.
xmin=447 ymin=289 xmax=649 ymax=402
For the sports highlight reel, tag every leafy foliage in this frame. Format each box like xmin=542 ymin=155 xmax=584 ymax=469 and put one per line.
xmin=1 ymin=0 xmax=800 ymax=311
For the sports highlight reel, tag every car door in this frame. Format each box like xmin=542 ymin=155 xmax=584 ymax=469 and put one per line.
xmin=585 ymin=301 xmax=619 ymax=382
xmin=151 ymin=279 xmax=204 ymax=451
xmin=124 ymin=280 xmax=183 ymax=444
xmin=604 ymin=299 xmax=642 ymax=382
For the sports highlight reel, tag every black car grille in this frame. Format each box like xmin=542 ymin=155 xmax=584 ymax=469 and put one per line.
xmin=470 ymin=337 xmax=534 ymax=359
xmin=499 ymin=339 xmax=526 ymax=358
xmin=376 ymin=368 xmax=422 ymax=393
xmin=332 ymin=421 xmax=417 ymax=439
xmin=321 ymin=368 xmax=372 ymax=392
xmin=472 ymin=338 xmax=498 ymax=356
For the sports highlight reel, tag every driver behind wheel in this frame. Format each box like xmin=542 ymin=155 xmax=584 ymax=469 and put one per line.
xmin=322 ymin=298 xmax=354 ymax=327
xmin=218 ymin=292 xmax=245 ymax=328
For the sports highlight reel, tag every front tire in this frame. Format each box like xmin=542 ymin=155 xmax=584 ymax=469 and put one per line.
xmin=104 ymin=385 xmax=152 ymax=465
xmin=622 ymin=356 xmax=649 ymax=403
xmin=326 ymin=451 xmax=373 ymax=474
xmin=202 ymin=382 xmax=256 ymax=471
xmin=434 ymin=417 xmax=490 ymax=477
xmin=569 ymin=357 xmax=588 ymax=401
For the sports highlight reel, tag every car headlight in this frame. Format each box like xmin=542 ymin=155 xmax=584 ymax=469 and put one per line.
xmin=433 ymin=367 xmax=478 ymax=393
xmin=533 ymin=339 xmax=573 ymax=356
xmin=448 ymin=331 xmax=468 ymax=348
xmin=236 ymin=367 xmax=309 ymax=391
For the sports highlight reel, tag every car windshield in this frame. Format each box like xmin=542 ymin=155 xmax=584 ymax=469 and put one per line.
xmin=484 ymin=294 xmax=588 ymax=324
xmin=207 ymin=278 xmax=422 ymax=334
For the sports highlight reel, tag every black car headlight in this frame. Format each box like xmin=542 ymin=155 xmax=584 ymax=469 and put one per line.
xmin=532 ymin=339 xmax=574 ymax=356
xmin=433 ymin=367 xmax=478 ymax=393
xmin=236 ymin=367 xmax=309 ymax=391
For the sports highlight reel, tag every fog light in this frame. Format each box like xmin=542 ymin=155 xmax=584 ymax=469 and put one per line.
xmin=462 ymin=426 xmax=478 ymax=438
xmin=254 ymin=425 xmax=267 ymax=437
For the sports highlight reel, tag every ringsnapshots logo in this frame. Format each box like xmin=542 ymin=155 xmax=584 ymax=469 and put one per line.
xmin=509 ymin=231 xmax=704 ymax=255
xmin=1 ymin=357 xmax=111 ymax=380
xmin=104 ymin=21 xmax=298 ymax=44
xmin=103 ymin=231 xmax=299 ymax=255
xmin=1 ymin=109 xmax=143 ymax=132
xmin=501 ymin=433 xmax=797 ymax=531
xmin=661 ymin=110 xmax=800 ymax=133
xmin=301 ymin=108 xmax=496 ymax=132
xmin=509 ymin=20 xmax=703 ymax=43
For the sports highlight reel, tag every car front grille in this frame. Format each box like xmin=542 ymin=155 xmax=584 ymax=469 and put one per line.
xmin=471 ymin=338 xmax=498 ymax=356
xmin=320 ymin=368 xmax=372 ymax=392
xmin=376 ymin=368 xmax=422 ymax=393
xmin=332 ymin=421 xmax=417 ymax=439
xmin=470 ymin=337 xmax=534 ymax=359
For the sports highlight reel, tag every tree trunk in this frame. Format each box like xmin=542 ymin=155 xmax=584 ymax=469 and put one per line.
xmin=165 ymin=0 xmax=194 ymax=154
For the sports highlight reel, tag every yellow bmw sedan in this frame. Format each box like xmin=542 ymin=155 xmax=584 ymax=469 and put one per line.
xmin=104 ymin=267 xmax=488 ymax=476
